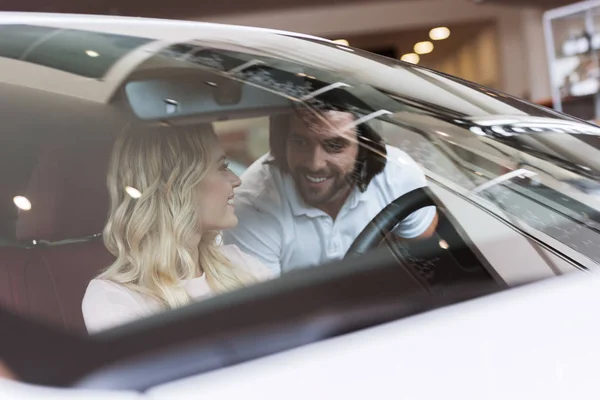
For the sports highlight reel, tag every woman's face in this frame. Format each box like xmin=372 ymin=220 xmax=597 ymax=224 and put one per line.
xmin=197 ymin=137 xmax=241 ymax=233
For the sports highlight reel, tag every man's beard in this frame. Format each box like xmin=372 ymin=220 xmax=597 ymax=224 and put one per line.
xmin=292 ymin=167 xmax=354 ymax=208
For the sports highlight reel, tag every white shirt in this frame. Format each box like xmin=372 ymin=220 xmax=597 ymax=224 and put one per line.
xmin=82 ymin=245 xmax=272 ymax=334
xmin=223 ymin=146 xmax=435 ymax=274
xmin=224 ymin=145 xmax=436 ymax=276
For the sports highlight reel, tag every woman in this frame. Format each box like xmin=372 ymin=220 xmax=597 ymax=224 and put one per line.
xmin=82 ymin=123 xmax=272 ymax=333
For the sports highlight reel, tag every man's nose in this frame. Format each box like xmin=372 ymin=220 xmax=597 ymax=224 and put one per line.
xmin=305 ymin=145 xmax=327 ymax=171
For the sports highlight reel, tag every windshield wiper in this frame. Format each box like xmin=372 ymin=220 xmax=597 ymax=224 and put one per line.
xmin=470 ymin=168 xmax=537 ymax=195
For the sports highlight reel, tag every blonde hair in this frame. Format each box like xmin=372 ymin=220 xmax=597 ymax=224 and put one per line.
xmin=99 ymin=123 xmax=258 ymax=309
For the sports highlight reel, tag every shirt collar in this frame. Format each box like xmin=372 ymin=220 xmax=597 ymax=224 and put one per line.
xmin=282 ymin=173 xmax=369 ymax=218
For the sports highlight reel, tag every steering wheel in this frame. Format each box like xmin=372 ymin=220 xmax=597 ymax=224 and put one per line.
xmin=345 ymin=186 xmax=498 ymax=294
xmin=345 ymin=187 xmax=437 ymax=259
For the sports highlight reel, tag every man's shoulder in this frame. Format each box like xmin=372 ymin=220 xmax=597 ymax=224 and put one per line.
xmin=236 ymin=154 xmax=288 ymax=212
xmin=383 ymin=144 xmax=419 ymax=167
xmin=369 ymin=144 xmax=427 ymax=198
xmin=378 ymin=145 xmax=423 ymax=179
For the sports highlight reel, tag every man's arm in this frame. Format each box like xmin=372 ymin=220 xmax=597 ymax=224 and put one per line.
xmin=410 ymin=210 xmax=438 ymax=240
xmin=384 ymin=146 xmax=439 ymax=241
xmin=223 ymin=200 xmax=283 ymax=277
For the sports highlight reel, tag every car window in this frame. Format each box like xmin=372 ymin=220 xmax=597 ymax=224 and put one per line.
xmin=1 ymin=21 xmax=598 ymax=343
xmin=0 ymin=24 xmax=152 ymax=77
xmin=213 ymin=116 xmax=271 ymax=174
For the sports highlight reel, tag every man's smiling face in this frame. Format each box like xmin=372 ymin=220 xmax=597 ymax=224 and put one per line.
xmin=285 ymin=111 xmax=359 ymax=213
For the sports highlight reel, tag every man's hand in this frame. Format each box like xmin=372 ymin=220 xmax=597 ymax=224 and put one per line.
xmin=0 ymin=360 xmax=16 ymax=380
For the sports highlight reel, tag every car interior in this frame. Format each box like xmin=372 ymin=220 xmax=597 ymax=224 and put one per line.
xmin=0 ymin=39 xmax=505 ymax=388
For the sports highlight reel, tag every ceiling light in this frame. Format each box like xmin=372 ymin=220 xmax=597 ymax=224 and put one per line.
xmin=85 ymin=50 xmax=100 ymax=57
xmin=401 ymin=53 xmax=420 ymax=64
xmin=439 ymin=240 xmax=449 ymax=249
xmin=125 ymin=186 xmax=142 ymax=199
xmin=333 ymin=39 xmax=349 ymax=46
xmin=414 ymin=41 xmax=434 ymax=55
xmin=430 ymin=27 xmax=451 ymax=41
xmin=13 ymin=196 xmax=31 ymax=211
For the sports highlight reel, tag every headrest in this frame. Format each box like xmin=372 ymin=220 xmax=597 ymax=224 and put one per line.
xmin=16 ymin=134 xmax=114 ymax=243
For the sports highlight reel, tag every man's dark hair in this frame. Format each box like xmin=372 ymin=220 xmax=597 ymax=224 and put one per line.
xmin=268 ymin=106 xmax=387 ymax=192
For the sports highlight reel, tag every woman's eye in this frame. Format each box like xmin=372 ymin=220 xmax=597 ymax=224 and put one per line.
xmin=220 ymin=161 xmax=230 ymax=171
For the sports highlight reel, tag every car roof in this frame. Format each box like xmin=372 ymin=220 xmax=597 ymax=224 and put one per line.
xmin=0 ymin=12 xmax=334 ymax=42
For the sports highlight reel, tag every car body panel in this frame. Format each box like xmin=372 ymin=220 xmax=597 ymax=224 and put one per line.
xmin=0 ymin=11 xmax=599 ymax=398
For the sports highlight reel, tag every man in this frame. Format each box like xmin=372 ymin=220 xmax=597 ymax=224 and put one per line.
xmin=223 ymin=108 xmax=438 ymax=276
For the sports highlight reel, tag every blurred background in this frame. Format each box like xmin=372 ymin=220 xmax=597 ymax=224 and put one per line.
xmin=3 ymin=0 xmax=600 ymax=121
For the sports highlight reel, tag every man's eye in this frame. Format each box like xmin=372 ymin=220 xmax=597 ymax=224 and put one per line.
xmin=290 ymin=137 xmax=307 ymax=146
xmin=325 ymin=142 xmax=344 ymax=152
xmin=220 ymin=161 xmax=230 ymax=171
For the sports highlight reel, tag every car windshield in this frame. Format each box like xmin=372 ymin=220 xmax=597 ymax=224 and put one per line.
xmin=1 ymin=18 xmax=599 ymax=338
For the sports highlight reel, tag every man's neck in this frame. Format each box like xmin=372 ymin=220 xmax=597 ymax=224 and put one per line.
xmin=318 ymin=187 xmax=353 ymax=220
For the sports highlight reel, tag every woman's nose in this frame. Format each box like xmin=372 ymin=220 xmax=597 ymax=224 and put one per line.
xmin=230 ymin=171 xmax=242 ymax=188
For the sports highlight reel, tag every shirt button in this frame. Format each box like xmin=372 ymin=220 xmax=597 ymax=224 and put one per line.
xmin=331 ymin=238 xmax=340 ymax=250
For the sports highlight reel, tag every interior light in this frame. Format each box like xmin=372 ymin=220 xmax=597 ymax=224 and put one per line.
xmin=85 ymin=50 xmax=100 ymax=57
xmin=401 ymin=53 xmax=420 ymax=64
xmin=13 ymin=196 xmax=32 ymax=211
xmin=414 ymin=41 xmax=434 ymax=55
xmin=333 ymin=39 xmax=349 ymax=46
xmin=430 ymin=27 xmax=450 ymax=41
xmin=125 ymin=186 xmax=142 ymax=199
xmin=439 ymin=240 xmax=449 ymax=249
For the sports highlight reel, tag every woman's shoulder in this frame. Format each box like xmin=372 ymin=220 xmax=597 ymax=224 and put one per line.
xmin=82 ymin=279 xmax=157 ymax=334
xmin=85 ymin=278 xmax=131 ymax=296
xmin=83 ymin=279 xmax=158 ymax=310
xmin=83 ymin=279 xmax=138 ymax=309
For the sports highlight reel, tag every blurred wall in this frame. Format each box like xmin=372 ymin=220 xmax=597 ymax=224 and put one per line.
xmin=201 ymin=0 xmax=552 ymax=103
xmin=427 ymin=26 xmax=500 ymax=89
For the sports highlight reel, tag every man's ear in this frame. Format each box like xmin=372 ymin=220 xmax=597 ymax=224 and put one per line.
xmin=357 ymin=125 xmax=387 ymax=190
xmin=268 ymin=113 xmax=293 ymax=170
